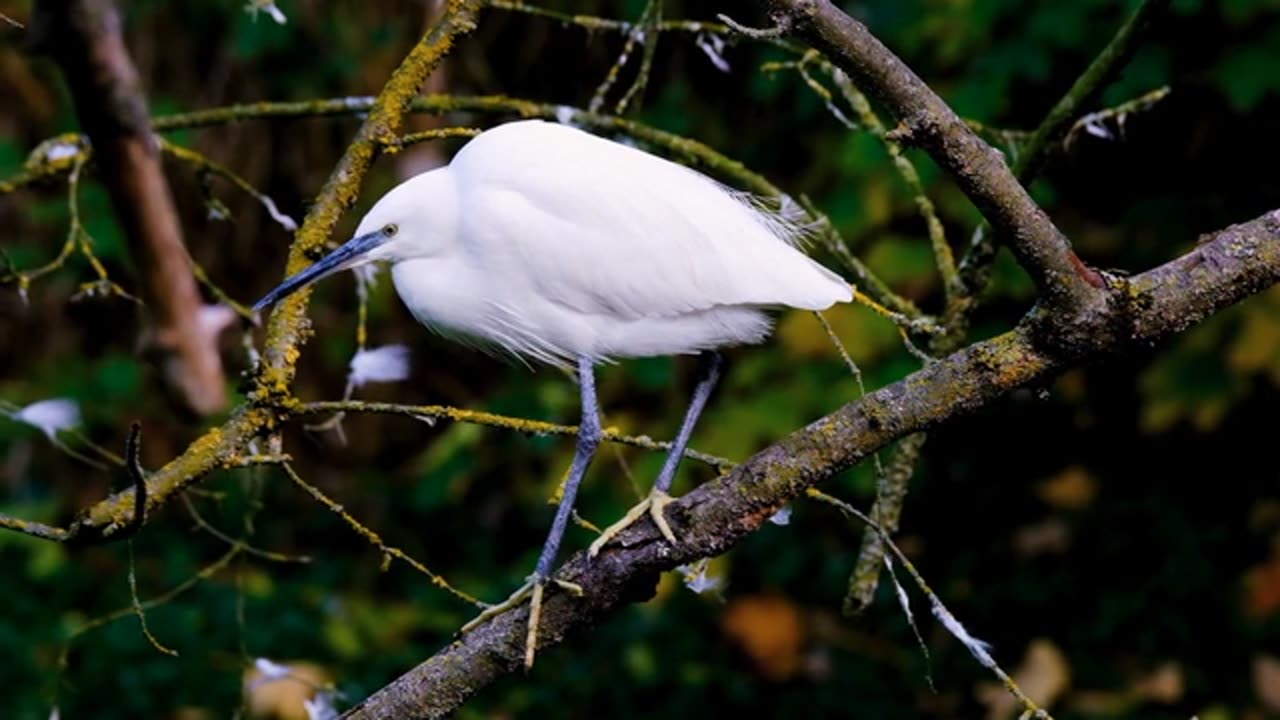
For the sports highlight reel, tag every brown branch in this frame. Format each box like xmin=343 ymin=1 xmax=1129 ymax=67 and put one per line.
xmin=32 ymin=0 xmax=227 ymax=415
xmin=341 ymin=210 xmax=1280 ymax=718
xmin=761 ymin=0 xmax=1101 ymax=312
xmin=50 ymin=0 xmax=486 ymax=545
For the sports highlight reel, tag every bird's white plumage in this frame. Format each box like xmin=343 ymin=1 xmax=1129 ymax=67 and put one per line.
xmin=252 ymin=119 xmax=855 ymax=651
xmin=360 ymin=120 xmax=851 ymax=365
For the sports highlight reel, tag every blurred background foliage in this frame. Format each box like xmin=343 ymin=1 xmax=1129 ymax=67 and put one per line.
xmin=2 ymin=0 xmax=1280 ymax=718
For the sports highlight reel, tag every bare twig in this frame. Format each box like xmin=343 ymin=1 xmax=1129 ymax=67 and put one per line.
xmin=806 ymin=488 xmax=1052 ymax=719
xmin=119 ymin=422 xmax=148 ymax=538
xmin=764 ymin=0 xmax=1101 ymax=312
xmin=957 ymin=0 xmax=1172 ymax=298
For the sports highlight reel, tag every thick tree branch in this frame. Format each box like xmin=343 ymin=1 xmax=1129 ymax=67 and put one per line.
xmin=762 ymin=0 xmax=1101 ymax=311
xmin=32 ymin=0 xmax=227 ymax=415
xmin=341 ymin=209 xmax=1280 ymax=719
xmin=856 ymin=0 xmax=1170 ymax=604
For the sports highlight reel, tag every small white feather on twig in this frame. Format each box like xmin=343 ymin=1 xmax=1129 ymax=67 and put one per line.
xmin=696 ymin=32 xmax=731 ymax=73
xmin=678 ymin=559 xmax=724 ymax=596
xmin=11 ymin=398 xmax=80 ymax=439
xmin=768 ymin=505 xmax=792 ymax=526
xmin=930 ymin=593 xmax=996 ymax=668
xmin=347 ymin=345 xmax=410 ymax=388
xmin=304 ymin=690 xmax=340 ymax=720
xmin=245 ymin=0 xmax=287 ymax=24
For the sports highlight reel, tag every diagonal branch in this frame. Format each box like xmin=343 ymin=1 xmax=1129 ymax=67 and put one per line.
xmin=762 ymin=0 xmax=1102 ymax=311
xmin=341 ymin=209 xmax=1280 ymax=718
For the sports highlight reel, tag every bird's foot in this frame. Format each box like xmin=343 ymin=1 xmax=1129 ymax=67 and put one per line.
xmin=588 ymin=488 xmax=678 ymax=558
xmin=459 ymin=573 xmax=583 ymax=669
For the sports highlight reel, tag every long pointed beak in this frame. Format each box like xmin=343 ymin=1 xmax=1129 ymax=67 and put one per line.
xmin=253 ymin=231 xmax=386 ymax=312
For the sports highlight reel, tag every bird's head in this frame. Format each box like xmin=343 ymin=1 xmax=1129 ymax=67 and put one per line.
xmin=252 ymin=169 xmax=456 ymax=313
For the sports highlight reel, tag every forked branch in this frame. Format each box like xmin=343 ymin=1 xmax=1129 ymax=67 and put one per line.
xmin=342 ymin=210 xmax=1280 ymax=718
xmin=763 ymin=0 xmax=1103 ymax=312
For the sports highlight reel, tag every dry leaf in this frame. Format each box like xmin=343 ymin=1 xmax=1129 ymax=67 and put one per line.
xmin=1013 ymin=518 xmax=1072 ymax=557
xmin=1255 ymin=654 xmax=1280 ymax=712
xmin=1244 ymin=551 xmax=1280 ymax=620
xmin=1036 ymin=466 xmax=1098 ymax=510
xmin=1132 ymin=661 xmax=1184 ymax=703
xmin=720 ymin=594 xmax=806 ymax=681
xmin=243 ymin=660 xmax=332 ymax=720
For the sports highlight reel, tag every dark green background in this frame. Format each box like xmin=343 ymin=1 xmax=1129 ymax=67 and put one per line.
xmin=2 ymin=0 xmax=1279 ymax=717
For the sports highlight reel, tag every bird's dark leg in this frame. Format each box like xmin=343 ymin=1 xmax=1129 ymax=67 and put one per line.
xmin=654 ymin=351 xmax=723 ymax=494
xmin=533 ymin=356 xmax=602 ymax=578
xmin=589 ymin=351 xmax=723 ymax=557
xmin=460 ymin=355 xmax=600 ymax=668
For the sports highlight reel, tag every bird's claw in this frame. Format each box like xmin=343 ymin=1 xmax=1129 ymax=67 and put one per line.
xmin=458 ymin=574 xmax=583 ymax=669
xmin=588 ymin=489 xmax=679 ymax=558
xmin=648 ymin=490 xmax=677 ymax=545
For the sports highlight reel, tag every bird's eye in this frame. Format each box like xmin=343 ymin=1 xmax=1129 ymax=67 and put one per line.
xmin=383 ymin=223 xmax=399 ymax=237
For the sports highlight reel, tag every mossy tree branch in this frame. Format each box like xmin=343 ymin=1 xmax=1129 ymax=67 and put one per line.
xmin=342 ymin=209 xmax=1280 ymax=719
xmin=253 ymin=0 xmax=486 ymax=400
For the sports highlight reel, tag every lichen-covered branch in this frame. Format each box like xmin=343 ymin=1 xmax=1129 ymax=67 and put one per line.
xmin=341 ymin=209 xmax=1280 ymax=718
xmin=32 ymin=0 xmax=228 ymax=415
xmin=296 ymin=400 xmax=736 ymax=471
xmin=762 ymin=0 xmax=1100 ymax=312
xmin=50 ymin=0 xmax=486 ymax=545
xmin=252 ymin=0 xmax=485 ymax=401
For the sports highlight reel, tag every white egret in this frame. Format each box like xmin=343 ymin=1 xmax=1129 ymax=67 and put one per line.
xmin=254 ymin=119 xmax=852 ymax=666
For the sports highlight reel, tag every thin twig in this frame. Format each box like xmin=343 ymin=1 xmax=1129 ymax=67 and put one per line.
xmin=278 ymin=461 xmax=485 ymax=608
xmin=957 ymin=0 xmax=1171 ymax=298
xmin=294 ymin=400 xmax=737 ymax=472
xmin=127 ymin=540 xmax=179 ymax=656
xmin=806 ymin=488 xmax=1052 ymax=719
xmin=119 ymin=422 xmax=148 ymax=539
xmin=716 ymin=13 xmax=785 ymax=39
xmin=181 ymin=493 xmax=312 ymax=563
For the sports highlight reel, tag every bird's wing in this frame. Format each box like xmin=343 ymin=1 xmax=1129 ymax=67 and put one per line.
xmin=454 ymin=121 xmax=850 ymax=321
